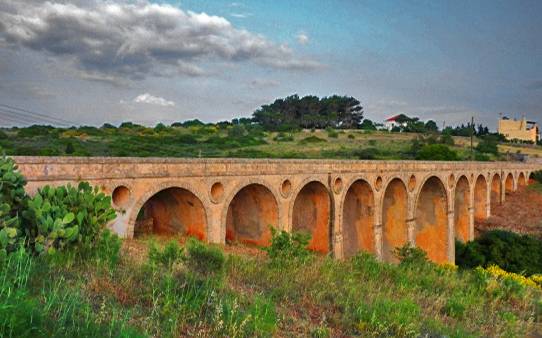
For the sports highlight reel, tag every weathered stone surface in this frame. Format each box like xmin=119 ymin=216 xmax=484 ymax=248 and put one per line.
xmin=13 ymin=156 xmax=542 ymax=264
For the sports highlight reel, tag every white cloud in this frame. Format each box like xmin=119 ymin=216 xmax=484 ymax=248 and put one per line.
xmin=0 ymin=1 xmax=321 ymax=83
xmin=296 ymin=32 xmax=309 ymax=45
xmin=133 ymin=93 xmax=175 ymax=107
xmin=230 ymin=13 xmax=252 ymax=18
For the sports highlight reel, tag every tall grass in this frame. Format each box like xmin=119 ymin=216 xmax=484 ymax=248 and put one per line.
xmin=1 ymin=238 xmax=540 ymax=337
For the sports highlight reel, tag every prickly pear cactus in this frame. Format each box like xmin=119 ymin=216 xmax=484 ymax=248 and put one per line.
xmin=24 ymin=182 xmax=116 ymax=254
xmin=0 ymin=156 xmax=27 ymax=253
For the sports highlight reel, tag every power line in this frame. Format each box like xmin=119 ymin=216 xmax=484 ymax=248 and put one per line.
xmin=0 ymin=103 xmax=76 ymax=126
xmin=0 ymin=109 xmax=45 ymax=125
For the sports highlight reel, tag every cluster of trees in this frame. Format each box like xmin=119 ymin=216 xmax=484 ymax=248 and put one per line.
xmin=388 ymin=114 xmax=439 ymax=133
xmin=252 ymin=94 xmax=363 ymax=131
xmin=442 ymin=123 xmax=490 ymax=137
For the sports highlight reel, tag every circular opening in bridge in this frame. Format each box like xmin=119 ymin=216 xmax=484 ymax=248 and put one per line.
xmin=490 ymin=173 xmax=501 ymax=209
xmin=448 ymin=174 xmax=455 ymax=189
xmin=333 ymin=177 xmax=343 ymax=194
xmin=382 ymin=178 xmax=408 ymax=263
xmin=210 ymin=182 xmax=224 ymax=203
xmin=474 ymin=175 xmax=487 ymax=223
xmin=280 ymin=179 xmax=292 ymax=198
xmin=415 ymin=176 xmax=448 ymax=263
xmin=342 ymin=179 xmax=375 ymax=258
xmin=375 ymin=176 xmax=383 ymax=191
xmin=292 ymin=181 xmax=331 ymax=254
xmin=226 ymin=184 xmax=278 ymax=247
xmin=408 ymin=175 xmax=416 ymax=192
xmin=112 ymin=185 xmax=130 ymax=207
xmin=135 ymin=187 xmax=207 ymax=240
xmin=505 ymin=173 xmax=514 ymax=194
xmin=454 ymin=176 xmax=470 ymax=242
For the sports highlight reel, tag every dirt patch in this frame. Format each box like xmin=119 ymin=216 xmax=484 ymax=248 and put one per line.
xmin=477 ymin=185 xmax=542 ymax=238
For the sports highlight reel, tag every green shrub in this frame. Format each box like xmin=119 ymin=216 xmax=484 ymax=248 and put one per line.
xmin=440 ymin=133 xmax=455 ymax=146
xmin=0 ymin=156 xmax=28 ymax=254
xmin=93 ymin=229 xmax=122 ymax=268
xmin=474 ymin=152 xmax=490 ymax=161
xmin=531 ymin=170 xmax=542 ymax=183
xmin=263 ymin=227 xmax=312 ymax=266
xmin=394 ymin=244 xmax=429 ymax=266
xmin=476 ymin=135 xmax=499 ymax=155
xmin=148 ymin=240 xmax=184 ymax=269
xmin=23 ymin=182 xmax=116 ymax=255
xmin=416 ymin=144 xmax=458 ymax=161
xmin=347 ymin=134 xmax=355 ymax=139
xmin=455 ymin=230 xmax=542 ymax=276
xmin=186 ymin=238 xmax=225 ymax=276
xmin=326 ymin=127 xmax=339 ymax=138
xmin=355 ymin=147 xmax=379 ymax=160
xmin=298 ymin=136 xmax=326 ymax=144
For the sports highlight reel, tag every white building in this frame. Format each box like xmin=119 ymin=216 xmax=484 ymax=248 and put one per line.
xmin=383 ymin=115 xmax=408 ymax=131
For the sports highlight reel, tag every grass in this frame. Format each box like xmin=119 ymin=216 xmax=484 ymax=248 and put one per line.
xmin=2 ymin=124 xmax=541 ymax=160
xmin=2 ymin=237 xmax=541 ymax=337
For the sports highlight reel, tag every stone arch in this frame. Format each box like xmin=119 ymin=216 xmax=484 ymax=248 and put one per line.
xmin=134 ymin=187 xmax=207 ymax=240
xmin=474 ymin=175 xmax=488 ymax=222
xmin=454 ymin=175 xmax=470 ymax=242
xmin=225 ymin=183 xmax=278 ymax=247
xmin=490 ymin=173 xmax=501 ymax=209
xmin=292 ymin=180 xmax=332 ymax=254
xmin=415 ymin=176 xmax=449 ymax=263
xmin=518 ymin=172 xmax=527 ymax=187
xmin=505 ymin=173 xmax=514 ymax=194
xmin=220 ymin=178 xmax=281 ymax=237
xmin=341 ymin=179 xmax=375 ymax=258
xmin=128 ymin=181 xmax=209 ymax=239
xmin=381 ymin=177 xmax=408 ymax=262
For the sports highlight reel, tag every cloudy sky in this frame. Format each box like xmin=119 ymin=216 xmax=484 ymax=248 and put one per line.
xmin=0 ymin=0 xmax=541 ymax=129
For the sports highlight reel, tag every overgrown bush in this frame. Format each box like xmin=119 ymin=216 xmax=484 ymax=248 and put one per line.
xmin=326 ymin=127 xmax=339 ymax=138
xmin=476 ymin=135 xmax=499 ymax=155
xmin=393 ymin=244 xmax=429 ymax=266
xmin=298 ymin=135 xmax=326 ymax=144
xmin=148 ymin=240 xmax=184 ymax=269
xmin=531 ymin=170 xmax=542 ymax=183
xmin=263 ymin=227 xmax=312 ymax=266
xmin=186 ymin=238 xmax=225 ymax=276
xmin=23 ymin=182 xmax=116 ymax=255
xmin=0 ymin=156 xmax=28 ymax=254
xmin=416 ymin=144 xmax=458 ymax=161
xmin=456 ymin=230 xmax=542 ymax=276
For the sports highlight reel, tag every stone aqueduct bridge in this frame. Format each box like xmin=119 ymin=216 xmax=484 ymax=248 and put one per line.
xmin=13 ymin=157 xmax=541 ymax=264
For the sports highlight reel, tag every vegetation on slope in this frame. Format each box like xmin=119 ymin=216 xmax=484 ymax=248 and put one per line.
xmin=0 ymin=122 xmax=527 ymax=161
xmin=1 ymin=155 xmax=542 ymax=336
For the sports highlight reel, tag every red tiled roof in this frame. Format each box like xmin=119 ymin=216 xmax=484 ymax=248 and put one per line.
xmin=385 ymin=115 xmax=402 ymax=122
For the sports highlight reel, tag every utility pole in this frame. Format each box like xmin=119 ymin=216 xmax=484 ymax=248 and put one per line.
xmin=470 ymin=116 xmax=474 ymax=161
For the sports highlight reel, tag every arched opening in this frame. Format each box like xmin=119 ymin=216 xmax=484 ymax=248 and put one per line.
xmin=490 ymin=174 xmax=501 ymax=209
xmin=454 ymin=176 xmax=470 ymax=242
xmin=226 ymin=184 xmax=278 ymax=247
xmin=342 ymin=180 xmax=375 ymax=258
xmin=382 ymin=178 xmax=408 ymax=262
xmin=474 ymin=175 xmax=488 ymax=222
xmin=505 ymin=173 xmax=514 ymax=194
xmin=292 ymin=181 xmax=331 ymax=253
xmin=135 ymin=187 xmax=206 ymax=240
xmin=529 ymin=172 xmax=536 ymax=185
xmin=415 ymin=176 xmax=448 ymax=263
xmin=518 ymin=172 xmax=527 ymax=188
